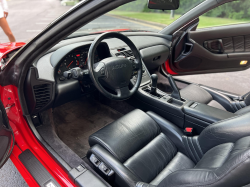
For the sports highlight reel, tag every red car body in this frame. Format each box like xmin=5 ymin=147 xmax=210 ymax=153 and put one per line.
xmin=0 ymin=42 xmax=76 ymax=187
xmin=0 ymin=29 xmax=139 ymax=187
xmin=0 ymin=42 xmax=25 ymax=60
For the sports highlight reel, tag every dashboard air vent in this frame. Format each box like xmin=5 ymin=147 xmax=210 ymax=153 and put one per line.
xmin=33 ymin=84 xmax=51 ymax=110
xmin=115 ymin=50 xmax=133 ymax=57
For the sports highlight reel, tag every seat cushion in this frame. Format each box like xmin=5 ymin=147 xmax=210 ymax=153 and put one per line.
xmin=124 ymin=133 xmax=177 ymax=183
xmin=89 ymin=109 xmax=160 ymax=163
xmin=180 ymin=84 xmax=213 ymax=104
xmin=89 ymin=109 xmax=195 ymax=186
xmin=150 ymin=152 xmax=194 ymax=185
xmin=195 ymin=143 xmax=234 ymax=169
xmin=180 ymin=84 xmax=228 ymax=111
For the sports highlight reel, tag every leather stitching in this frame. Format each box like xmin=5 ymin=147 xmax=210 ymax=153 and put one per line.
xmin=194 ymin=137 xmax=204 ymax=156
xmin=187 ymin=137 xmax=198 ymax=163
xmin=183 ymin=136 xmax=197 ymax=163
xmin=189 ymin=137 xmax=201 ymax=161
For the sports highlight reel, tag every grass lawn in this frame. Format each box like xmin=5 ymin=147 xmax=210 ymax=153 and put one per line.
xmin=109 ymin=11 xmax=250 ymax=28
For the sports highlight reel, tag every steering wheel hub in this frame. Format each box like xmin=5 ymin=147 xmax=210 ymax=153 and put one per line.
xmin=102 ymin=57 xmax=132 ymax=89
xmin=88 ymin=32 xmax=142 ymax=100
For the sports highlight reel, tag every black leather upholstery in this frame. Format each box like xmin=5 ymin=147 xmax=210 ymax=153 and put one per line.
xmin=124 ymin=133 xmax=177 ymax=183
xmin=158 ymin=135 xmax=250 ymax=187
xmin=88 ymin=110 xmax=250 ymax=187
xmin=180 ymin=84 xmax=250 ymax=114
xmin=89 ymin=109 xmax=160 ymax=163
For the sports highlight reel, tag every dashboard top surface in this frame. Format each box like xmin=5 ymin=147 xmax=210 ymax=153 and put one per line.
xmin=35 ymin=32 xmax=171 ymax=82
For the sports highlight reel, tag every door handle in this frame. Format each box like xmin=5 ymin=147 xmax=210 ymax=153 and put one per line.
xmin=204 ymin=39 xmax=224 ymax=54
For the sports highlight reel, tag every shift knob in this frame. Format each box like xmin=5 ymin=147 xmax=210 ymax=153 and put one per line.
xmin=151 ymin=74 xmax=158 ymax=88
xmin=150 ymin=74 xmax=158 ymax=95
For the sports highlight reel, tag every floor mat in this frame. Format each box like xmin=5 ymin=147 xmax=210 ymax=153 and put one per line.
xmin=53 ymin=98 xmax=123 ymax=158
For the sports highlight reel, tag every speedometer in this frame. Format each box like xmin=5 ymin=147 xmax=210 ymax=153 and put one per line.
xmin=58 ymin=54 xmax=79 ymax=75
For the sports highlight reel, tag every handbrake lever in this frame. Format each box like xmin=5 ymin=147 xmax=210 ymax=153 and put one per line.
xmin=167 ymin=74 xmax=181 ymax=100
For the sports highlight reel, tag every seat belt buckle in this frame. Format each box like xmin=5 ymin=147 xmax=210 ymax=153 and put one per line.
xmin=184 ymin=127 xmax=193 ymax=136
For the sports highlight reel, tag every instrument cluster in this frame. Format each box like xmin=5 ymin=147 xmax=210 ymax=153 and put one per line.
xmin=57 ymin=46 xmax=101 ymax=76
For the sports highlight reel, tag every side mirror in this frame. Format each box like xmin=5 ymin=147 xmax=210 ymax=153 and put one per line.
xmin=148 ymin=0 xmax=179 ymax=10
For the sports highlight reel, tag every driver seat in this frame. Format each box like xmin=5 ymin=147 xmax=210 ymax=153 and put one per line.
xmin=87 ymin=109 xmax=250 ymax=187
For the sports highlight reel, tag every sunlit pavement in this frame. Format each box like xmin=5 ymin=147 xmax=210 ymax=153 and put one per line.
xmin=0 ymin=159 xmax=28 ymax=187
xmin=0 ymin=0 xmax=70 ymax=43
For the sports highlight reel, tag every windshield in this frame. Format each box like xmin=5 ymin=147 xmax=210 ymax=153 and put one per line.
xmin=71 ymin=0 xmax=205 ymax=36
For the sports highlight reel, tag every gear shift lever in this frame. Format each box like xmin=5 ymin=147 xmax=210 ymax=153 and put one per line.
xmin=150 ymin=74 xmax=158 ymax=95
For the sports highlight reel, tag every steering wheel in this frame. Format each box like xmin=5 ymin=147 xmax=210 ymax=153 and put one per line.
xmin=87 ymin=32 xmax=142 ymax=100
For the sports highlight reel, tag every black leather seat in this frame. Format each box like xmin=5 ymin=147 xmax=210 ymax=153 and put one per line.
xmin=88 ymin=109 xmax=250 ymax=187
xmin=180 ymin=84 xmax=250 ymax=114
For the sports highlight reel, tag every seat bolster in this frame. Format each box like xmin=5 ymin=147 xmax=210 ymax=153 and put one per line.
xmin=89 ymin=109 xmax=160 ymax=163
xmin=158 ymin=169 xmax=216 ymax=187
xmin=146 ymin=111 xmax=186 ymax=154
xmin=87 ymin=145 xmax=140 ymax=187
xmin=198 ymin=113 xmax=250 ymax=153
xmin=158 ymin=149 xmax=250 ymax=187
xmin=235 ymin=105 xmax=250 ymax=115
xmin=201 ymin=86 xmax=234 ymax=112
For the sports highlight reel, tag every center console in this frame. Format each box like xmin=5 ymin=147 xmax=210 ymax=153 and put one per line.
xmin=132 ymin=63 xmax=236 ymax=134
xmin=183 ymin=101 xmax=236 ymax=133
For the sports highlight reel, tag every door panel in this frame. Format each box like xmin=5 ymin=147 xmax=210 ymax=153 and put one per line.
xmin=167 ymin=23 xmax=250 ymax=75
xmin=0 ymin=99 xmax=14 ymax=168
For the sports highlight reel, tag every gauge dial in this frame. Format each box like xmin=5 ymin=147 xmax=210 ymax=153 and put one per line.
xmin=58 ymin=54 xmax=78 ymax=75
xmin=79 ymin=51 xmax=88 ymax=68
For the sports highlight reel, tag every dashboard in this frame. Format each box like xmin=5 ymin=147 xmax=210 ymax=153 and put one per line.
xmin=28 ymin=33 xmax=171 ymax=114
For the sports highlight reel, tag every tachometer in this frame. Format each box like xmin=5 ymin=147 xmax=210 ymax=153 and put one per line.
xmin=58 ymin=54 xmax=78 ymax=75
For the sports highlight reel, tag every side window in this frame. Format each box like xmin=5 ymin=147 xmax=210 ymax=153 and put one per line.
xmin=198 ymin=0 xmax=250 ymax=28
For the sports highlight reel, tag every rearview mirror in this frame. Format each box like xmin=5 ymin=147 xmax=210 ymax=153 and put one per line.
xmin=148 ymin=0 xmax=179 ymax=10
